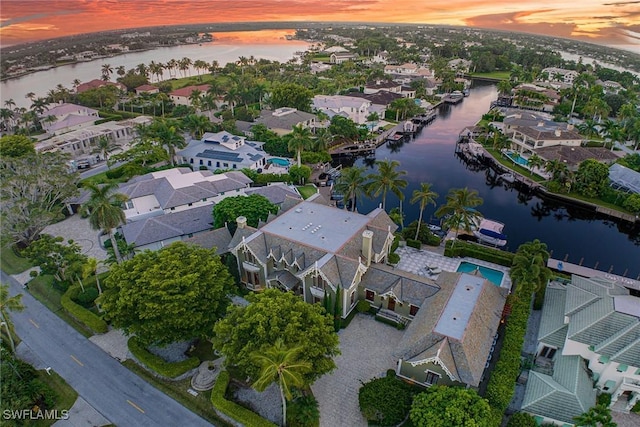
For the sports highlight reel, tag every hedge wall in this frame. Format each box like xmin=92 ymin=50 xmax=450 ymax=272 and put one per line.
xmin=211 ymin=370 xmax=277 ymax=427
xmin=484 ymin=292 xmax=532 ymax=425
xmin=128 ymin=337 xmax=200 ymax=379
xmin=61 ymin=285 xmax=108 ymax=334
xmin=444 ymin=240 xmax=515 ymax=267
xmin=406 ymin=239 xmax=421 ymax=249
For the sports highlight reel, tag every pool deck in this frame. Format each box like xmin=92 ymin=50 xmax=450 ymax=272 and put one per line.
xmin=395 ymin=246 xmax=512 ymax=291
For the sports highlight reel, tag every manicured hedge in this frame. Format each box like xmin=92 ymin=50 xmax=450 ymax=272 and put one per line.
xmin=358 ymin=373 xmax=417 ymax=426
xmin=388 ymin=253 xmax=400 ymax=264
xmin=406 ymin=239 xmax=421 ymax=249
xmin=61 ymin=285 xmax=108 ymax=334
xmin=211 ymin=370 xmax=277 ymax=427
xmin=444 ymin=240 xmax=515 ymax=267
xmin=484 ymin=291 xmax=532 ymax=425
xmin=128 ymin=337 xmax=200 ymax=379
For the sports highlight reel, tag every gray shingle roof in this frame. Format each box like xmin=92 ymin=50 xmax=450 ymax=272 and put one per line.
xmin=361 ymin=264 xmax=439 ymax=307
xmin=396 ymin=272 xmax=507 ymax=387
xmin=121 ymin=204 xmax=214 ymax=247
xmin=184 ymin=227 xmax=232 ymax=255
xmin=522 ymin=355 xmax=596 ymax=424
xmin=245 ymin=184 xmax=301 ymax=206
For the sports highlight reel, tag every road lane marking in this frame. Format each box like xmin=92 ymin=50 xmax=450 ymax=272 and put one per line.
xmin=127 ymin=399 xmax=145 ymax=413
xmin=70 ymin=355 xmax=84 ymax=366
xmin=29 ymin=318 xmax=39 ymax=328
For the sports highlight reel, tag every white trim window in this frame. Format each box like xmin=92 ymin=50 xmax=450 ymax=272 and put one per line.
xmin=425 ymin=370 xmax=440 ymax=386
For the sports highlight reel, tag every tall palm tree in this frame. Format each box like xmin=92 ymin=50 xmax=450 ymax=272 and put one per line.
xmin=193 ymin=59 xmax=208 ymax=81
xmin=101 ymin=63 xmax=113 ymax=81
xmin=334 ymin=166 xmax=368 ymax=212
xmin=4 ymin=98 xmax=16 ymax=110
xmin=0 ymin=283 xmax=25 ymax=353
xmin=82 ymin=258 xmax=103 ymax=295
xmin=313 ymin=128 xmax=333 ymax=151
xmin=435 ymin=187 xmax=484 ymax=240
xmin=148 ymin=118 xmax=186 ymax=166
xmin=182 ymin=114 xmax=212 ymax=139
xmin=288 ymin=125 xmax=313 ymax=167
xmin=92 ymin=135 xmax=119 ymax=166
xmin=82 ymin=183 xmax=128 ymax=263
xmin=410 ymin=183 xmax=439 ymax=240
xmin=251 ymin=340 xmax=311 ymax=427
xmin=366 ymin=159 xmax=408 ymax=211
xmin=544 ymin=159 xmax=570 ymax=183
xmin=510 ymin=239 xmax=551 ymax=297
xmin=527 ymin=153 xmax=545 ymax=172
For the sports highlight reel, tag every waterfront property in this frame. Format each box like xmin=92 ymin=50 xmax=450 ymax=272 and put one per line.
xmin=522 ymin=275 xmax=640 ymax=424
xmin=40 ymin=102 xmax=99 ymax=135
xmin=609 ymin=164 xmax=640 ymax=195
xmin=312 ymin=95 xmax=372 ymax=125
xmin=168 ymin=84 xmax=211 ymax=106
xmin=178 ymin=131 xmax=267 ymax=171
xmin=228 ymin=197 xmax=507 ymax=389
xmin=456 ymin=261 xmax=504 ymax=287
xmin=252 ymin=108 xmax=317 ymax=136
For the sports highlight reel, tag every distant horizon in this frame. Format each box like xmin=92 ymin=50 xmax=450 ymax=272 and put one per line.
xmin=1 ymin=20 xmax=639 ymax=57
xmin=1 ymin=0 xmax=638 ymax=51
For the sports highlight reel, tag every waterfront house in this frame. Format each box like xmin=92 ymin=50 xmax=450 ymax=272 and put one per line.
xmin=253 ymin=108 xmax=317 ymax=136
xmin=310 ymin=62 xmax=332 ymax=74
xmin=75 ymin=79 xmax=126 ymax=94
xmin=228 ymin=197 xmax=507 ymax=389
xmin=522 ymin=276 xmax=640 ymax=424
xmin=178 ymin=131 xmax=267 ymax=171
xmin=312 ymin=95 xmax=372 ymax=125
xmin=329 ymin=52 xmax=358 ymax=64
xmin=395 ymin=271 xmax=507 ymax=388
xmin=609 ymin=163 xmax=640 ymax=195
xmin=169 ymin=84 xmax=210 ymax=106
xmin=348 ymin=91 xmax=402 ymax=120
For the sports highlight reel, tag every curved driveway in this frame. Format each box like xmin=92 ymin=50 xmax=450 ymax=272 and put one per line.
xmin=2 ymin=271 xmax=212 ymax=427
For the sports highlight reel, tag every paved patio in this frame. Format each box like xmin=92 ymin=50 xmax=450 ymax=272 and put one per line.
xmin=42 ymin=214 xmax=108 ymax=261
xmin=395 ymin=246 xmax=512 ymax=290
xmin=311 ymin=314 xmax=404 ymax=427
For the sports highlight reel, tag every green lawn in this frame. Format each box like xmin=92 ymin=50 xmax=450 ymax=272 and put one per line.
xmin=0 ymin=243 xmax=34 ymax=274
xmin=485 ymin=148 xmax=546 ymax=183
xmin=563 ymin=191 xmax=633 ymax=214
xmin=297 ymin=184 xmax=317 ymax=199
xmin=32 ymin=370 xmax=78 ymax=427
xmin=27 ymin=275 xmax=93 ymax=338
xmin=469 ymin=71 xmax=511 ymax=80
xmin=122 ymin=360 xmax=233 ymax=427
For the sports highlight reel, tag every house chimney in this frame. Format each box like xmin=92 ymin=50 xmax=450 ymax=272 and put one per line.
xmin=567 ymin=124 xmax=574 ymax=131
xmin=537 ymin=121 xmax=544 ymax=127
xmin=362 ymin=230 xmax=374 ymax=266
xmin=555 ymin=129 xmax=561 ymax=137
xmin=236 ymin=216 xmax=247 ymax=229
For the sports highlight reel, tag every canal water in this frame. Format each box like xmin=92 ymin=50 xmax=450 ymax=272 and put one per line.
xmin=341 ymin=81 xmax=640 ymax=278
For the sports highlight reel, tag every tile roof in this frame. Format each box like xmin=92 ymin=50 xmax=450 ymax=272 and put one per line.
xmin=254 ymin=109 xmax=317 ymax=132
xmin=538 ymin=283 xmax=568 ymax=349
xmin=169 ymin=84 xmax=210 ymax=98
xmin=47 ymin=115 xmax=97 ymax=132
xmin=522 ymin=355 xmax=596 ymax=424
xmin=534 ymin=146 xmax=618 ymax=168
xmin=121 ymin=204 xmax=214 ymax=247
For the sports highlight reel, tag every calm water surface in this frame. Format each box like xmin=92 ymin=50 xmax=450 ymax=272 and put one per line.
xmin=1 ymin=30 xmax=309 ymax=108
xmin=344 ymin=81 xmax=640 ymax=278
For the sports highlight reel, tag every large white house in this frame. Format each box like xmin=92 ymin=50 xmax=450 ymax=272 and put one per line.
xmin=312 ymin=95 xmax=372 ymax=124
xmin=40 ymin=103 xmax=99 ymax=135
xmin=522 ymin=275 xmax=640 ymax=425
xmin=178 ymin=131 xmax=267 ymax=171
xmin=542 ymin=68 xmax=579 ymax=84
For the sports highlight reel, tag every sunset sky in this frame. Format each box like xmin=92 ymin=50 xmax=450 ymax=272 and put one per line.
xmin=1 ymin=0 xmax=639 ymax=49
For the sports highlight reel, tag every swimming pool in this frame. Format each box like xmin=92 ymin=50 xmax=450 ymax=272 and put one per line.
xmin=268 ymin=158 xmax=291 ymax=167
xmin=456 ymin=261 xmax=504 ymax=287
xmin=505 ymin=151 xmax=529 ymax=167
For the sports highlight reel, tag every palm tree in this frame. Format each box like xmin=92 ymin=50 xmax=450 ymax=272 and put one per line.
xmin=116 ymin=65 xmax=126 ymax=78
xmin=366 ymin=159 xmax=408 ymax=211
xmin=82 ymin=258 xmax=103 ymax=295
xmin=510 ymin=239 xmax=551 ymax=297
xmin=147 ymin=118 xmax=186 ymax=166
xmin=193 ymin=60 xmax=208 ymax=81
xmin=288 ymin=125 xmax=313 ymax=167
xmin=435 ymin=187 xmax=484 ymax=240
xmin=4 ymin=98 xmax=16 ymax=110
xmin=82 ymin=183 xmax=128 ymax=263
xmin=334 ymin=166 xmax=368 ymax=212
xmin=179 ymin=57 xmax=192 ymax=77
xmin=182 ymin=114 xmax=211 ymax=139
xmin=92 ymin=135 xmax=119 ymax=166
xmin=101 ymin=63 xmax=113 ymax=81
xmin=223 ymin=85 xmax=240 ymax=116
xmin=544 ymin=159 xmax=570 ymax=183
xmin=0 ymin=108 xmax=15 ymax=132
xmin=527 ymin=153 xmax=545 ymax=172
xmin=497 ymin=80 xmax=512 ymax=96
xmin=410 ymin=183 xmax=439 ymax=240
xmin=0 ymin=283 xmax=25 ymax=353
xmin=251 ymin=340 xmax=311 ymax=427
xmin=313 ymin=128 xmax=333 ymax=151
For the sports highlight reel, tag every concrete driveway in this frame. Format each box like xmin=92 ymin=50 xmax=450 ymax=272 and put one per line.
xmin=42 ymin=214 xmax=108 ymax=261
xmin=311 ymin=314 xmax=404 ymax=427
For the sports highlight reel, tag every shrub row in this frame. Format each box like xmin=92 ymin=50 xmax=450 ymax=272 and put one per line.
xmin=210 ymin=370 xmax=277 ymax=427
xmin=444 ymin=240 xmax=515 ymax=266
xmin=484 ymin=292 xmax=532 ymax=425
xmin=388 ymin=253 xmax=400 ymax=264
xmin=406 ymin=239 xmax=421 ymax=249
xmin=128 ymin=337 xmax=200 ymax=379
xmin=60 ymin=285 xmax=108 ymax=334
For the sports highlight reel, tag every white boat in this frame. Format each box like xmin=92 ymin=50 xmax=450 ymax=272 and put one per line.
xmin=473 ymin=218 xmax=507 ymax=247
xmin=428 ymin=224 xmax=442 ymax=232
xmin=499 ymin=173 xmax=516 ymax=183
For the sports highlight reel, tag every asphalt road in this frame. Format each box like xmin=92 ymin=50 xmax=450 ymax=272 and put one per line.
xmin=2 ymin=270 xmax=212 ymax=427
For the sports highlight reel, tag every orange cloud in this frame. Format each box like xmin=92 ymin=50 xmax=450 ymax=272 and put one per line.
xmin=0 ymin=0 xmax=638 ymax=49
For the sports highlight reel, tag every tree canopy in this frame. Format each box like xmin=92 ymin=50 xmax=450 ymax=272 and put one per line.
xmin=212 ymin=289 xmax=340 ymax=384
xmin=213 ymin=194 xmax=278 ymax=232
xmin=573 ymin=159 xmax=610 ymax=198
xmin=100 ymin=242 xmax=234 ymax=346
xmin=0 ymin=135 xmax=35 ymax=158
xmin=270 ymin=83 xmax=313 ymax=112
xmin=410 ymin=386 xmax=493 ymax=427
xmin=0 ymin=152 xmax=79 ymax=246
xmin=358 ymin=374 xmax=417 ymax=426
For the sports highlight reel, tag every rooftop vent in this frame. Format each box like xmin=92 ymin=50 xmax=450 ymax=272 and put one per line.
xmin=295 ymin=208 xmax=302 ymax=213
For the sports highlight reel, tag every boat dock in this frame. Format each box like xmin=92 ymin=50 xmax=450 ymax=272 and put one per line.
xmin=443 ymin=92 xmax=464 ymax=104
xmin=548 ymin=258 xmax=640 ymax=288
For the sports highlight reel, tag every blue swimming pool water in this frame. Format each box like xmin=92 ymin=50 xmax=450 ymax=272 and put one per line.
xmin=268 ymin=158 xmax=290 ymax=167
xmin=456 ymin=261 xmax=504 ymax=286
xmin=505 ymin=151 xmax=529 ymax=166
